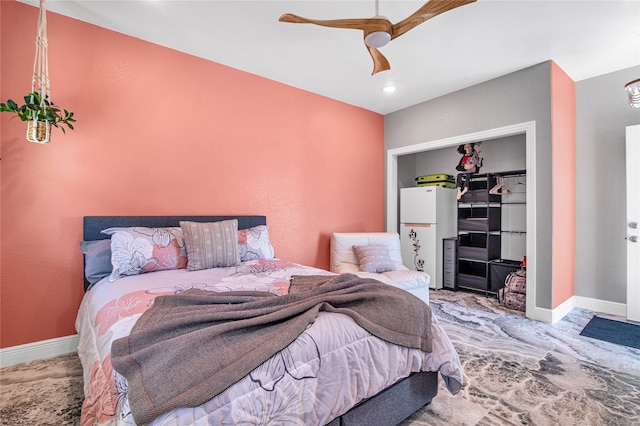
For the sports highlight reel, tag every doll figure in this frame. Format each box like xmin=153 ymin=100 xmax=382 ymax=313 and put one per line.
xmin=455 ymin=142 xmax=482 ymax=200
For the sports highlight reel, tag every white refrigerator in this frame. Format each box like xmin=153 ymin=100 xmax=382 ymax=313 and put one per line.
xmin=400 ymin=186 xmax=457 ymax=289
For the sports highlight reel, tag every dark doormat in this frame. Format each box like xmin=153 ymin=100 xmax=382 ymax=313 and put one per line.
xmin=580 ymin=316 xmax=640 ymax=349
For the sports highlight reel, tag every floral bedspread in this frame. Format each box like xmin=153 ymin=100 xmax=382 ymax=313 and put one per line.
xmin=76 ymin=259 xmax=463 ymax=425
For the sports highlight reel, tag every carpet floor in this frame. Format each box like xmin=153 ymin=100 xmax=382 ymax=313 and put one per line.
xmin=1 ymin=290 xmax=639 ymax=425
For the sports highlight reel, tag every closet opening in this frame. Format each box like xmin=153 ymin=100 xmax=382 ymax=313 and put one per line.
xmin=385 ymin=121 xmax=541 ymax=320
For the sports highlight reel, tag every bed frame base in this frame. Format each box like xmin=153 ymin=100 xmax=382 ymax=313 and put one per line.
xmin=326 ymin=371 xmax=438 ymax=426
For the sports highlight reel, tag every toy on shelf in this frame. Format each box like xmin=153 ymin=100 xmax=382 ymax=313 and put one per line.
xmin=455 ymin=142 xmax=483 ymax=200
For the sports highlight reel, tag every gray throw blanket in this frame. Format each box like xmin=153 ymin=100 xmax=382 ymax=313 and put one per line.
xmin=110 ymin=273 xmax=433 ymax=425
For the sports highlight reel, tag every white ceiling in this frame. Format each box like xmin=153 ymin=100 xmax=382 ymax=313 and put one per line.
xmin=21 ymin=0 xmax=640 ymax=115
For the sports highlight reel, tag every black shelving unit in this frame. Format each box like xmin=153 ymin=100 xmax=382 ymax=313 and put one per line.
xmin=456 ymin=173 xmax=502 ymax=293
xmin=454 ymin=170 xmax=528 ymax=295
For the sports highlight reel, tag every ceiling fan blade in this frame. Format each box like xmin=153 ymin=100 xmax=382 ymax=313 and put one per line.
xmin=280 ymin=1 xmax=473 ymax=76
xmin=279 ymin=13 xmax=390 ymax=33
xmin=391 ymin=0 xmax=476 ymax=40
xmin=367 ymin=45 xmax=391 ymax=75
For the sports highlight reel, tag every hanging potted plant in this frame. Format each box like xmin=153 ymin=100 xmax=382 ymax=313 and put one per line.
xmin=1 ymin=91 xmax=76 ymax=143
xmin=0 ymin=0 xmax=77 ymax=144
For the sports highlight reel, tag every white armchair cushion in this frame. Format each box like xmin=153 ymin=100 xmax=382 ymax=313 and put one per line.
xmin=331 ymin=232 xmax=404 ymax=270
xmin=330 ymin=232 xmax=430 ymax=304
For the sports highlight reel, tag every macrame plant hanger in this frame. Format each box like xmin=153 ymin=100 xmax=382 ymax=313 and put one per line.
xmin=28 ymin=0 xmax=51 ymax=144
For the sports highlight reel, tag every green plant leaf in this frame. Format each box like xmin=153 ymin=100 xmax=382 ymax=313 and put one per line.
xmin=1 ymin=92 xmax=77 ymax=135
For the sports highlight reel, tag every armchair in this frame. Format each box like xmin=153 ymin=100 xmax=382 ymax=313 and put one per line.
xmin=330 ymin=232 xmax=430 ymax=304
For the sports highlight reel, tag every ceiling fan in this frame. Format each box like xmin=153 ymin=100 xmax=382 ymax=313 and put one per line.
xmin=279 ymin=0 xmax=476 ymax=75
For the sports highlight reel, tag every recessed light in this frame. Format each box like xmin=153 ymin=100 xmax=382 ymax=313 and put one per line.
xmin=383 ymin=85 xmax=396 ymax=93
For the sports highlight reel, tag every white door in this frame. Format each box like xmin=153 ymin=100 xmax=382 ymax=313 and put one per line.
xmin=626 ymin=125 xmax=640 ymax=323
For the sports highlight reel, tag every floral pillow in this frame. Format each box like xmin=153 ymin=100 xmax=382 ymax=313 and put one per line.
xmin=353 ymin=244 xmax=397 ymax=273
xmin=101 ymin=227 xmax=187 ymax=281
xmin=238 ymin=225 xmax=275 ymax=262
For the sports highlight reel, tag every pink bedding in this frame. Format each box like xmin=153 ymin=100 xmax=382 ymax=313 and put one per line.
xmin=76 ymin=258 xmax=463 ymax=425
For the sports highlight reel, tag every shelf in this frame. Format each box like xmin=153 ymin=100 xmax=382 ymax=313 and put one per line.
xmin=457 ymin=266 xmax=487 ymax=289
xmin=458 ymin=233 xmax=501 ymax=261
xmin=457 ymin=258 xmax=492 ymax=292
xmin=457 ymin=275 xmax=487 ymax=291
xmin=493 ymin=169 xmax=526 ymax=177
xmin=455 ymin=171 xmax=526 ymax=295
xmin=459 ymin=189 xmax=501 ymax=204
xmin=458 ymin=206 xmax=501 ymax=232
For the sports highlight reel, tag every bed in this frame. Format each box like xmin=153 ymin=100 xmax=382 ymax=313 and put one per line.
xmin=76 ymin=215 xmax=463 ymax=426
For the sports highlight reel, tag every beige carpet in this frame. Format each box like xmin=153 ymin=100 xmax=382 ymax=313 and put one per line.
xmin=0 ymin=352 xmax=83 ymax=425
xmin=1 ymin=290 xmax=639 ymax=425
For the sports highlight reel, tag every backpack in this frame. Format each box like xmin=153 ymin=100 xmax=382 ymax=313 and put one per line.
xmin=498 ymin=269 xmax=526 ymax=311
xmin=499 ymin=291 xmax=526 ymax=312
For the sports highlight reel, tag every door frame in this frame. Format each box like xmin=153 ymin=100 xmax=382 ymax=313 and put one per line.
xmin=626 ymin=124 xmax=640 ymax=322
xmin=385 ymin=121 xmax=542 ymax=320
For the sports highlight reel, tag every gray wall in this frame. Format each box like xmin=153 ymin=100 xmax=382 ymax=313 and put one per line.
xmin=385 ymin=62 xmax=555 ymax=309
xmin=575 ymin=66 xmax=640 ymax=303
xmin=386 ymin=61 xmax=640 ymax=311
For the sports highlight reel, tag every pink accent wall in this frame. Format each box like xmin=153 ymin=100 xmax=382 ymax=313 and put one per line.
xmin=0 ymin=2 xmax=384 ymax=348
xmin=550 ymin=61 xmax=576 ymax=308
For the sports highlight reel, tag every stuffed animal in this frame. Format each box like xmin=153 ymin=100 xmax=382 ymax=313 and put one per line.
xmin=473 ymin=141 xmax=483 ymax=169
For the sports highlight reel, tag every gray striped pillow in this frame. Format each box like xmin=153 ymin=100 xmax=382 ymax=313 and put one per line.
xmin=180 ymin=220 xmax=240 ymax=271
xmin=353 ymin=244 xmax=396 ymax=273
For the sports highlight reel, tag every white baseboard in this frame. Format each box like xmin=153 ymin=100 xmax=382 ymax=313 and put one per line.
xmin=551 ymin=296 xmax=577 ymax=323
xmin=572 ymin=295 xmax=627 ymax=318
xmin=0 ymin=334 xmax=79 ymax=368
xmin=532 ymin=295 xmax=627 ymax=324
xmin=529 ymin=306 xmax=553 ymax=323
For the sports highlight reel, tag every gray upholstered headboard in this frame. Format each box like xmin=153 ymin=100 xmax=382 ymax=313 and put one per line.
xmin=82 ymin=215 xmax=267 ymax=290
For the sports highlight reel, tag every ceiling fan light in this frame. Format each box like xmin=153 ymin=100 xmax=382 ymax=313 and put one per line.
xmin=625 ymin=78 xmax=640 ymax=108
xmin=365 ymin=31 xmax=391 ymax=48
